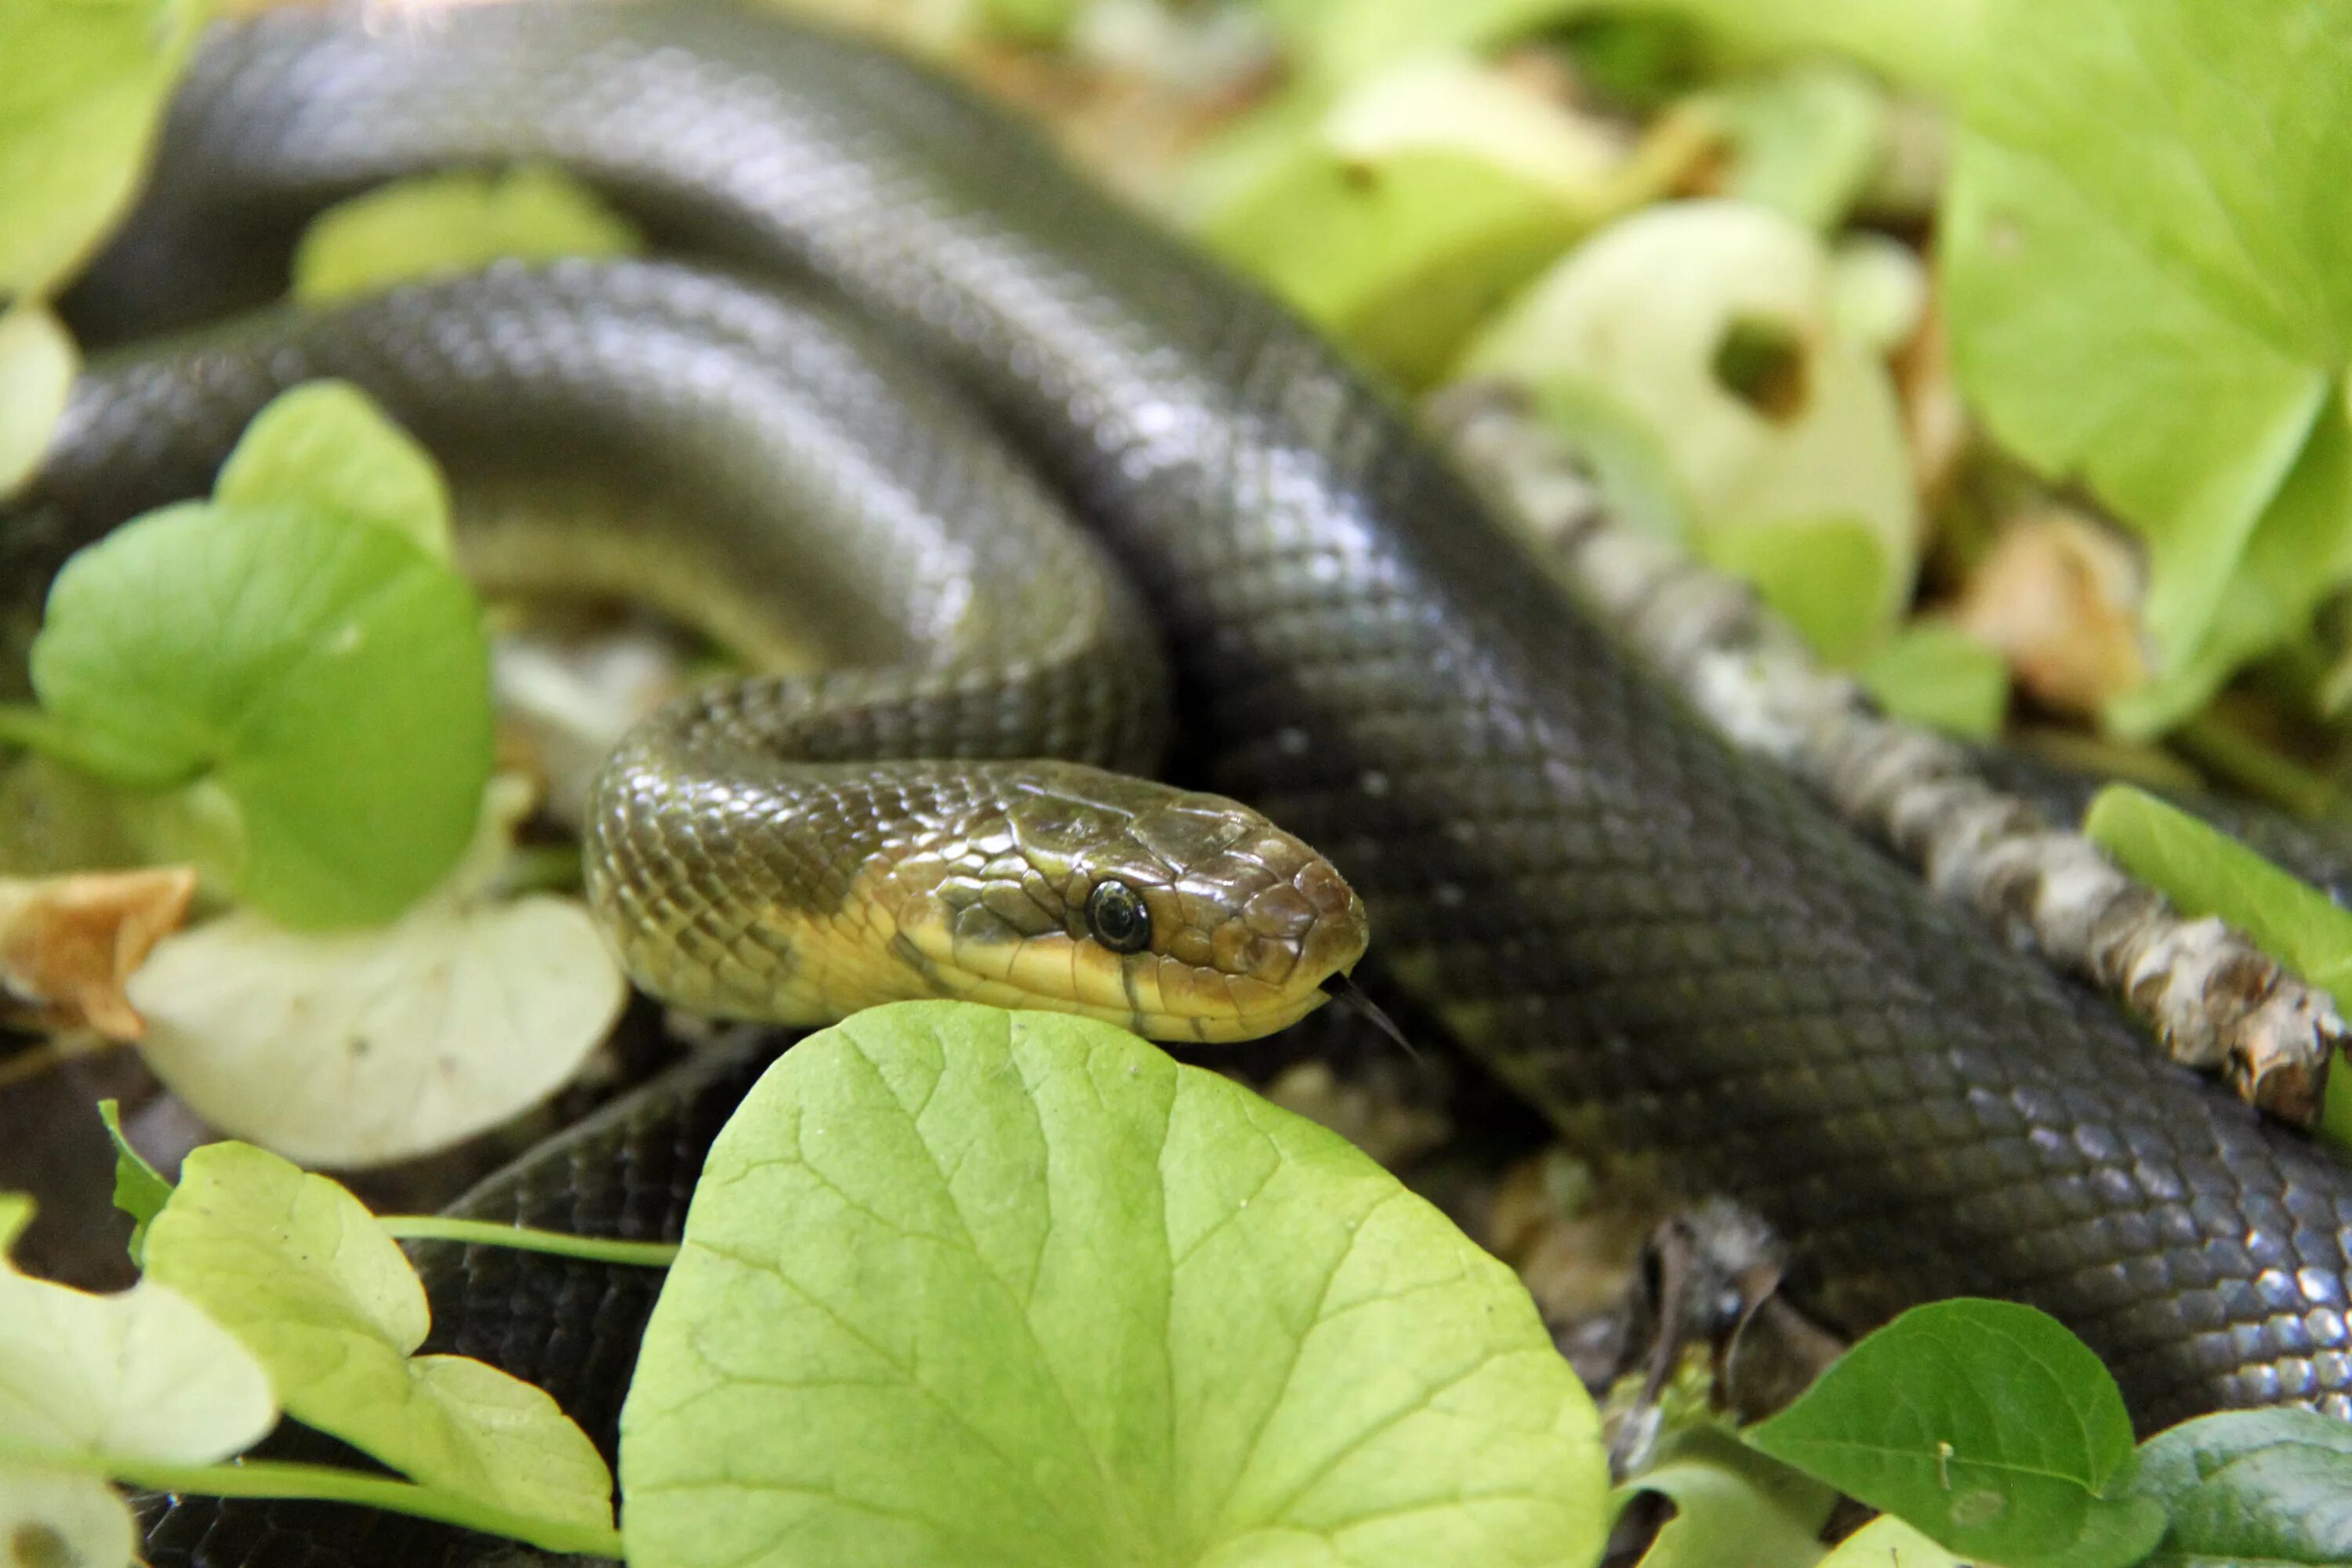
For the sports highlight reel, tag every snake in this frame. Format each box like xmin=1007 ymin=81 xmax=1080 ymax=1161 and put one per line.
xmin=14 ymin=0 xmax=2352 ymax=1559
xmin=42 ymin=255 xmax=1370 ymax=1045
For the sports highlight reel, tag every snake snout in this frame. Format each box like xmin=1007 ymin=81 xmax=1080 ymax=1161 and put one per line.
xmin=1107 ymin=802 xmax=1369 ymax=1044
xmin=1223 ymin=847 xmax=1368 ymax=993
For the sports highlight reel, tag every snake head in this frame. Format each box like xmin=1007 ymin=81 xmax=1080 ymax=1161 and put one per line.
xmin=880 ymin=765 xmax=1368 ymax=1043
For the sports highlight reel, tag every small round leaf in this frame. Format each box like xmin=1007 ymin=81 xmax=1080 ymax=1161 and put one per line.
xmin=1744 ymin=1299 xmax=2167 ymax=1568
xmin=291 ymin=165 xmax=643 ymax=303
xmin=214 ymin=382 xmax=453 ymax=560
xmin=142 ymin=1143 xmax=614 ymax=1530
xmin=1619 ymin=1426 xmax=1835 ymax=1568
xmin=0 ymin=1194 xmax=276 ymax=1472
xmin=29 ymin=501 xmax=493 ymax=927
xmin=2132 ymin=1410 xmax=2352 ymax=1566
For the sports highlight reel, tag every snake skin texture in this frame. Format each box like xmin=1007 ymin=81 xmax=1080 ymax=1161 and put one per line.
xmin=38 ymin=9 xmax=2352 ymax=1556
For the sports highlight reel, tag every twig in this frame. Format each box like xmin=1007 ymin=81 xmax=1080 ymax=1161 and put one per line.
xmin=1427 ymin=381 xmax=2341 ymax=1124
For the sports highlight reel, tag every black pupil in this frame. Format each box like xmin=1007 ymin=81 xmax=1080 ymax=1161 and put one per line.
xmin=1088 ymin=882 xmax=1149 ymax=953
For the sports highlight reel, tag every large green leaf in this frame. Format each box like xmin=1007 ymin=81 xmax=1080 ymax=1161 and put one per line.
xmin=1964 ymin=2 xmax=2352 ymax=352
xmin=1744 ymin=1299 xmax=2166 ymax=1568
xmin=1943 ymin=0 xmax=2352 ymax=736
xmin=622 ymin=1000 xmax=1607 ymax=1568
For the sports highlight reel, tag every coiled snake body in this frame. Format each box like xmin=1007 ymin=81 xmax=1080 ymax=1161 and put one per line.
xmin=22 ymin=3 xmax=2352 ymax=1558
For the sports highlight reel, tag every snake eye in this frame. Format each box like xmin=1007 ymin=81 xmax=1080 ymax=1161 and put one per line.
xmin=1084 ymin=879 xmax=1152 ymax=955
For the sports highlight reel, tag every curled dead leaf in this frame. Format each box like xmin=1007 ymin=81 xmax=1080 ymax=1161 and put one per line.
xmin=0 ymin=867 xmax=197 ymax=1040
xmin=1956 ymin=506 xmax=2148 ymax=717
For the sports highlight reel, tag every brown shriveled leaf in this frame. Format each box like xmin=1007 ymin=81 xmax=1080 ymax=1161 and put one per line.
xmin=1955 ymin=506 xmax=2149 ymax=717
xmin=0 ymin=867 xmax=196 ymax=1039
xmin=1892 ymin=283 xmax=1969 ymax=510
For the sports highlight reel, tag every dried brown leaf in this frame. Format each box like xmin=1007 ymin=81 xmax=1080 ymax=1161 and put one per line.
xmin=1956 ymin=506 xmax=2148 ymax=716
xmin=0 ymin=867 xmax=198 ymax=1040
xmin=1893 ymin=281 xmax=1969 ymax=508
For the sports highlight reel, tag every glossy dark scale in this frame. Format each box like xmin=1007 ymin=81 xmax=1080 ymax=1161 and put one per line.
xmin=30 ymin=2 xmax=2352 ymax=1559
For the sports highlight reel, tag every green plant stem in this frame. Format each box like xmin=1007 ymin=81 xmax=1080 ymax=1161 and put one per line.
xmin=0 ymin=1030 xmax=121 ymax=1091
xmin=0 ymin=1443 xmax=622 ymax=1559
xmin=2171 ymin=710 xmax=2339 ymax=818
xmin=377 ymin=1214 xmax=678 ymax=1267
xmin=0 ymin=702 xmax=71 ymax=757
